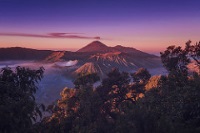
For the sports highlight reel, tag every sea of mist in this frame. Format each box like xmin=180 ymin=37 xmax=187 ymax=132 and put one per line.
xmin=0 ymin=60 xmax=75 ymax=106
xmin=0 ymin=60 xmax=167 ymax=106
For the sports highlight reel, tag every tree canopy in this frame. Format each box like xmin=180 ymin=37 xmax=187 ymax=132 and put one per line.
xmin=0 ymin=66 xmax=44 ymax=133
xmin=1 ymin=41 xmax=200 ymax=133
xmin=39 ymin=41 xmax=200 ymax=133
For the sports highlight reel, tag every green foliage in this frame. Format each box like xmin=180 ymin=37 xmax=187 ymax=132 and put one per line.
xmin=131 ymin=68 xmax=151 ymax=83
xmin=74 ymin=73 xmax=100 ymax=89
xmin=40 ymin=68 xmax=150 ymax=133
xmin=40 ymin=73 xmax=102 ymax=133
xmin=136 ymin=72 xmax=200 ymax=133
xmin=185 ymin=41 xmax=200 ymax=66
xmin=160 ymin=45 xmax=190 ymax=77
xmin=0 ymin=66 xmax=44 ymax=133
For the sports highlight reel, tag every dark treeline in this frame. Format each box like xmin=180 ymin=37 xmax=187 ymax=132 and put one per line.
xmin=1 ymin=41 xmax=200 ymax=133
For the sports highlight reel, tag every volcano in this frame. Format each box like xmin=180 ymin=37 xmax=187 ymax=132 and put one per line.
xmin=0 ymin=41 xmax=162 ymax=77
xmin=77 ymin=41 xmax=111 ymax=53
xmin=74 ymin=41 xmax=161 ymax=76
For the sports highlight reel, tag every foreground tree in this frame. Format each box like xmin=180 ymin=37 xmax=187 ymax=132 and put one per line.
xmin=161 ymin=40 xmax=200 ymax=75
xmin=185 ymin=41 xmax=200 ymax=67
xmin=0 ymin=66 xmax=44 ymax=133
xmin=135 ymin=41 xmax=200 ymax=133
xmin=40 ymin=73 xmax=102 ymax=133
xmin=185 ymin=41 xmax=200 ymax=74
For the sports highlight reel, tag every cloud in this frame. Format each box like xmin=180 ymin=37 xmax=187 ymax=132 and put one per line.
xmin=0 ymin=32 xmax=101 ymax=40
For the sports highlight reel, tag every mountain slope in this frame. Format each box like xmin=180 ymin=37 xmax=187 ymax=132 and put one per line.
xmin=0 ymin=41 xmax=162 ymax=78
xmin=74 ymin=62 xmax=103 ymax=75
xmin=113 ymin=45 xmax=156 ymax=57
xmin=77 ymin=41 xmax=156 ymax=58
xmin=0 ymin=47 xmax=53 ymax=61
xmin=44 ymin=51 xmax=65 ymax=62
xmin=77 ymin=41 xmax=110 ymax=53
xmin=73 ymin=51 xmax=161 ymax=77
xmin=89 ymin=52 xmax=161 ymax=69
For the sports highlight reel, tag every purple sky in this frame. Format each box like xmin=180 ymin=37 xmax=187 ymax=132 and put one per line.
xmin=0 ymin=0 xmax=200 ymax=54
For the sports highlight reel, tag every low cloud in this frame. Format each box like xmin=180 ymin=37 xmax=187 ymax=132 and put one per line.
xmin=0 ymin=32 xmax=101 ymax=40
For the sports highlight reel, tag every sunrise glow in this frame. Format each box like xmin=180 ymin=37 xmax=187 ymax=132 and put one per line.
xmin=0 ymin=0 xmax=200 ymax=54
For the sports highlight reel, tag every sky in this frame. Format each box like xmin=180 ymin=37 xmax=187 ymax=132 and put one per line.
xmin=0 ymin=0 xmax=200 ymax=54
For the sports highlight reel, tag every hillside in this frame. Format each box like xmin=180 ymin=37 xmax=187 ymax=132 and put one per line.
xmin=75 ymin=62 xmax=103 ymax=75
xmin=0 ymin=47 xmax=53 ymax=61
xmin=0 ymin=41 xmax=162 ymax=77
xmin=74 ymin=41 xmax=161 ymax=76
xmin=77 ymin=41 xmax=156 ymax=57
xmin=77 ymin=41 xmax=110 ymax=53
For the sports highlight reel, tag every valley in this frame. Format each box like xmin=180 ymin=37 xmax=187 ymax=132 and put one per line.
xmin=0 ymin=41 xmax=165 ymax=105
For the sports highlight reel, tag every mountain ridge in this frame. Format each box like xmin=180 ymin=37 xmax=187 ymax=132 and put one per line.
xmin=77 ymin=41 xmax=157 ymax=58
xmin=77 ymin=41 xmax=111 ymax=53
xmin=0 ymin=41 xmax=162 ymax=77
xmin=0 ymin=47 xmax=53 ymax=61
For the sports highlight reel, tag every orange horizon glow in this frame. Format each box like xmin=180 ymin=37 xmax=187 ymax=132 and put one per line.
xmin=0 ymin=0 xmax=200 ymax=56
xmin=0 ymin=35 xmax=199 ymax=55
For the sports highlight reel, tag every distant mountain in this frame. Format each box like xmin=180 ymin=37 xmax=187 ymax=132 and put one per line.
xmin=89 ymin=52 xmax=154 ymax=67
xmin=0 ymin=41 xmax=162 ymax=78
xmin=0 ymin=47 xmax=52 ymax=61
xmin=75 ymin=41 xmax=161 ymax=76
xmin=44 ymin=51 xmax=65 ymax=62
xmin=77 ymin=41 xmax=156 ymax=57
xmin=77 ymin=41 xmax=110 ymax=53
xmin=74 ymin=51 xmax=161 ymax=76
xmin=113 ymin=45 xmax=155 ymax=57
xmin=75 ymin=62 xmax=102 ymax=75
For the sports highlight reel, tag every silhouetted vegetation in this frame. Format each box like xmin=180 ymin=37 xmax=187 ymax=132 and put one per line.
xmin=0 ymin=66 xmax=45 ymax=133
xmin=1 ymin=41 xmax=200 ymax=133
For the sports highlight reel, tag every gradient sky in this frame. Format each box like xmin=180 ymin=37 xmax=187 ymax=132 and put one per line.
xmin=0 ymin=0 xmax=200 ymax=54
